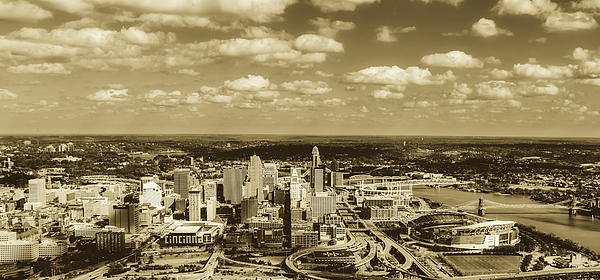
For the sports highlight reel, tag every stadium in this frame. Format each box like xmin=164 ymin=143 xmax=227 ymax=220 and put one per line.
xmin=408 ymin=212 xmax=520 ymax=250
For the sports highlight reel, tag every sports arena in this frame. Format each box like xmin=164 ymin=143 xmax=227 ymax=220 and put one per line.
xmin=409 ymin=212 xmax=520 ymax=250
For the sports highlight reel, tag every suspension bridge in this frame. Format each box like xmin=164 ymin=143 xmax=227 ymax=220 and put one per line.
xmin=454 ymin=197 xmax=589 ymax=216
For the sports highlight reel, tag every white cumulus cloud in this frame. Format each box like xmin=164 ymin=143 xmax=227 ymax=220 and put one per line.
xmin=309 ymin=18 xmax=356 ymax=38
xmin=371 ymin=89 xmax=405 ymax=99
xmin=475 ymin=81 xmax=517 ymax=99
xmin=512 ymin=63 xmax=577 ymax=79
xmin=544 ymin=12 xmax=599 ymax=32
xmin=309 ymin=0 xmax=379 ymax=12
xmin=344 ymin=66 xmax=455 ymax=85
xmin=0 ymin=0 xmax=52 ymax=22
xmin=376 ymin=26 xmax=416 ymax=43
xmin=224 ymin=75 xmax=277 ymax=91
xmin=7 ymin=63 xmax=71 ymax=75
xmin=175 ymin=69 xmax=201 ymax=76
xmin=280 ymin=80 xmax=332 ymax=95
xmin=0 ymin=89 xmax=17 ymax=99
xmin=87 ymin=89 xmax=129 ymax=101
xmin=421 ymin=51 xmax=484 ymax=68
xmin=471 ymin=18 xmax=514 ymax=37
xmin=294 ymin=34 xmax=344 ymax=53
xmin=492 ymin=0 xmax=558 ymax=17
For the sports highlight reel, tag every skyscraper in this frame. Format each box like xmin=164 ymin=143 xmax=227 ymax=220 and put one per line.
xmin=223 ymin=166 xmax=247 ymax=205
xmin=202 ymin=180 xmax=217 ymax=203
xmin=28 ymin=178 xmax=46 ymax=206
xmin=314 ymin=168 xmax=324 ymax=193
xmin=109 ymin=204 xmax=139 ymax=234
xmin=310 ymin=146 xmax=322 ymax=193
xmin=283 ymin=190 xmax=292 ymax=248
xmin=141 ymin=182 xmax=162 ymax=207
xmin=241 ymin=197 xmax=258 ymax=223
xmin=311 ymin=192 xmax=336 ymax=221
xmin=174 ymin=169 xmax=191 ymax=199
xmin=248 ymin=154 xmax=263 ymax=201
xmin=207 ymin=197 xmax=217 ymax=221
xmin=290 ymin=168 xmax=301 ymax=201
xmin=189 ymin=189 xmax=202 ymax=221
xmin=263 ymin=163 xmax=278 ymax=193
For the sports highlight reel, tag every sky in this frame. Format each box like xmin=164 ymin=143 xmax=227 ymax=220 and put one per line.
xmin=1 ymin=0 xmax=600 ymax=136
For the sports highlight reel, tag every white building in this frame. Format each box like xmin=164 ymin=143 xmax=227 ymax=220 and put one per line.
xmin=141 ymin=182 xmax=162 ymax=207
xmin=207 ymin=197 xmax=217 ymax=221
xmin=0 ymin=241 xmax=39 ymax=263
xmin=39 ymin=241 xmax=67 ymax=258
xmin=28 ymin=178 xmax=46 ymax=206
xmin=189 ymin=189 xmax=202 ymax=221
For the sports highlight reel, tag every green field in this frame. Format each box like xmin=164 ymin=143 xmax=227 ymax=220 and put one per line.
xmin=444 ymin=254 xmax=521 ymax=276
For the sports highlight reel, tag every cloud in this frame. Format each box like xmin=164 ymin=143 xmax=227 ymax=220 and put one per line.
xmin=92 ymin=0 xmax=297 ymax=23
xmin=512 ymin=63 xmax=577 ymax=79
xmin=484 ymin=56 xmax=502 ymax=66
xmin=450 ymin=82 xmax=473 ymax=99
xmin=471 ymin=18 xmax=514 ymax=37
xmin=224 ymin=75 xmax=277 ymax=91
xmin=59 ymin=18 xmax=104 ymax=29
xmin=571 ymin=47 xmax=600 ymax=76
xmin=445 ymin=18 xmax=513 ymax=37
xmin=475 ymin=81 xmax=517 ymax=99
xmin=7 ymin=63 xmax=71 ymax=75
xmin=117 ymin=13 xmax=242 ymax=31
xmin=492 ymin=0 xmax=558 ymax=17
xmin=0 ymin=89 xmax=17 ymax=99
xmin=344 ymin=66 xmax=455 ymax=85
xmin=294 ymin=34 xmax=344 ymax=53
xmin=108 ymin=84 xmax=125 ymax=89
xmin=520 ymin=83 xmax=560 ymax=96
xmin=416 ymin=0 xmax=464 ymax=6
xmin=481 ymin=68 xmax=513 ymax=79
xmin=315 ymin=70 xmax=334 ymax=77
xmin=359 ymin=106 xmax=369 ymax=113
xmin=309 ymin=18 xmax=356 ymax=38
xmin=572 ymin=0 xmax=600 ymax=10
xmin=544 ymin=12 xmax=599 ymax=32
xmin=280 ymin=80 xmax=332 ymax=95
xmin=371 ymin=89 xmax=405 ymax=99
xmin=376 ymin=26 xmax=416 ymax=43
xmin=144 ymin=89 xmax=181 ymax=100
xmin=35 ymin=0 xmax=94 ymax=15
xmin=87 ymin=89 xmax=129 ymax=101
xmin=175 ymin=69 xmax=201 ymax=76
xmin=529 ymin=37 xmax=548 ymax=43
xmin=0 ymin=0 xmax=52 ymax=22
xmin=421 ymin=51 xmax=484 ymax=68
xmin=241 ymin=26 xmax=292 ymax=39
xmin=309 ymin=0 xmax=379 ymax=12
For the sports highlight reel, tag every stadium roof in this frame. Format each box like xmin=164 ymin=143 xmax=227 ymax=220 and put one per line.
xmin=452 ymin=220 xmax=514 ymax=230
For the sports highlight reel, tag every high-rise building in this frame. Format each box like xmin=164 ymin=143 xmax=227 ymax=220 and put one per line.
xmin=241 ymin=197 xmax=258 ymax=223
xmin=223 ymin=166 xmax=246 ymax=205
xmin=67 ymin=142 xmax=74 ymax=152
xmin=207 ymin=197 xmax=217 ymax=221
xmin=202 ymin=180 xmax=217 ymax=203
xmin=290 ymin=168 xmax=301 ymax=201
xmin=174 ymin=169 xmax=191 ymax=199
xmin=189 ymin=189 xmax=202 ymax=221
xmin=314 ymin=169 xmax=324 ymax=193
xmin=28 ymin=178 xmax=46 ymax=206
xmin=311 ymin=192 xmax=336 ymax=221
xmin=141 ymin=182 xmax=162 ymax=207
xmin=248 ymin=154 xmax=263 ymax=201
xmin=262 ymin=163 xmax=278 ymax=193
xmin=109 ymin=204 xmax=139 ymax=234
xmin=310 ymin=146 xmax=322 ymax=193
xmin=331 ymin=172 xmax=344 ymax=187
xmin=283 ymin=190 xmax=292 ymax=248
xmin=96 ymin=228 xmax=125 ymax=253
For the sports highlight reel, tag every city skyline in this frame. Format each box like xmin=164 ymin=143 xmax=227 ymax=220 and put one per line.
xmin=1 ymin=0 xmax=600 ymax=136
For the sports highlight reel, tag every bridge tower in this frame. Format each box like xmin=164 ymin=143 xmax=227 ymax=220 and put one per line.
xmin=477 ymin=196 xmax=485 ymax=216
xmin=569 ymin=196 xmax=577 ymax=216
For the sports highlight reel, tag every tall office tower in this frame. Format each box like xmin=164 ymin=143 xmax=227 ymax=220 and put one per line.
xmin=174 ymin=169 xmax=191 ymax=199
xmin=314 ymin=169 xmax=324 ymax=193
xmin=310 ymin=146 xmax=322 ymax=193
xmin=283 ymin=190 xmax=292 ymax=248
xmin=28 ymin=178 xmax=46 ymax=206
xmin=311 ymin=192 xmax=336 ymax=221
xmin=188 ymin=189 xmax=202 ymax=221
xmin=263 ymin=163 xmax=278 ymax=193
xmin=207 ymin=197 xmax=217 ymax=221
xmin=290 ymin=168 xmax=301 ymax=201
xmin=141 ymin=182 xmax=162 ymax=207
xmin=248 ymin=154 xmax=263 ymax=201
xmin=67 ymin=142 xmax=74 ymax=152
xmin=241 ymin=197 xmax=258 ymax=223
xmin=331 ymin=172 xmax=344 ymax=188
xmin=223 ymin=166 xmax=247 ymax=205
xmin=330 ymin=159 xmax=339 ymax=172
xmin=184 ymin=156 xmax=194 ymax=166
xmin=202 ymin=181 xmax=217 ymax=203
xmin=109 ymin=204 xmax=139 ymax=234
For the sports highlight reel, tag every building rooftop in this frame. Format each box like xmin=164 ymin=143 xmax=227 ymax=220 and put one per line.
xmin=452 ymin=220 xmax=515 ymax=230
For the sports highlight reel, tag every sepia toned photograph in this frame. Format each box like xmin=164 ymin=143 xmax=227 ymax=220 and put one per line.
xmin=1 ymin=0 xmax=600 ymax=279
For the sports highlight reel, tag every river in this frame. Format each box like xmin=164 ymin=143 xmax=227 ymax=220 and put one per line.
xmin=412 ymin=185 xmax=600 ymax=253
